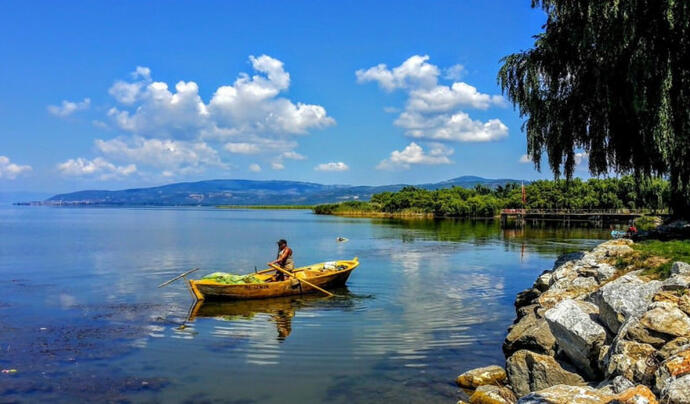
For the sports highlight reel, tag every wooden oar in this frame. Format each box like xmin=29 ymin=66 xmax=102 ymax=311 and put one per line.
xmin=158 ymin=267 xmax=200 ymax=288
xmin=268 ymin=263 xmax=334 ymax=297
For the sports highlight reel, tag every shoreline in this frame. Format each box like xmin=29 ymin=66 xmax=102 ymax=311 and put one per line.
xmin=314 ymin=210 xmax=498 ymax=220
xmin=454 ymin=237 xmax=690 ymax=404
xmin=215 ymin=205 xmax=313 ymax=210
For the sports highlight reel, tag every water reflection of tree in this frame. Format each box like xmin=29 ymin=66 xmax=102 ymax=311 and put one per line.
xmin=501 ymin=225 xmax=608 ymax=257
xmin=371 ymin=217 xmax=609 ymax=258
xmin=371 ymin=218 xmax=501 ymax=244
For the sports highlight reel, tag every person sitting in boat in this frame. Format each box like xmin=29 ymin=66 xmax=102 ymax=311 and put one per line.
xmin=268 ymin=239 xmax=294 ymax=281
xmin=627 ymin=223 xmax=638 ymax=237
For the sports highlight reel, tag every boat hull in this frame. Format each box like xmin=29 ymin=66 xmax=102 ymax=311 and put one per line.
xmin=188 ymin=258 xmax=358 ymax=300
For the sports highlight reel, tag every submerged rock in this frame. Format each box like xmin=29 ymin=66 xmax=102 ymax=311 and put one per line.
xmin=468 ymin=385 xmax=517 ymax=404
xmin=505 ymin=350 xmax=586 ymax=397
xmin=590 ymin=273 xmax=662 ymax=334
xmin=456 ymin=365 xmax=507 ymax=389
xmin=544 ymin=299 xmax=608 ymax=378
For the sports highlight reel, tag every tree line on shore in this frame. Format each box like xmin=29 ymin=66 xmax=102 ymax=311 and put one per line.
xmin=313 ymin=176 xmax=669 ymax=218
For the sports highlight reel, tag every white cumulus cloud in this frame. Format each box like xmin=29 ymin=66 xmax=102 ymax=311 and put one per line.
xmin=314 ymin=162 xmax=349 ymax=172
xmin=54 ymin=56 xmax=332 ymax=180
xmin=519 ymin=152 xmax=588 ymax=166
xmin=108 ymin=56 xmax=334 ymax=141
xmin=224 ymin=142 xmax=262 ymax=154
xmin=356 ymin=55 xmax=440 ymax=91
xmin=575 ymin=152 xmax=588 ymax=166
xmin=57 ymin=157 xmax=136 ymax=180
xmin=108 ymin=66 xmax=151 ymax=105
xmin=407 ymin=82 xmax=504 ymax=112
xmin=281 ymin=151 xmax=306 ymax=160
xmin=396 ymin=111 xmax=508 ymax=142
xmin=0 ymin=156 xmax=32 ymax=179
xmin=443 ymin=64 xmax=466 ymax=81
xmin=377 ymin=142 xmax=453 ymax=170
xmin=94 ymin=136 xmax=226 ymax=176
xmin=249 ymin=163 xmax=261 ymax=172
xmin=47 ymin=98 xmax=91 ymax=117
xmin=357 ymin=55 xmax=508 ymax=148
xmin=223 ymin=137 xmax=298 ymax=155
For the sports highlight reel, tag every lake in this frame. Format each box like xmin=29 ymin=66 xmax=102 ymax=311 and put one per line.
xmin=0 ymin=207 xmax=608 ymax=403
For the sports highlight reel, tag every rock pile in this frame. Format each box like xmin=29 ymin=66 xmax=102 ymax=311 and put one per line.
xmin=456 ymin=239 xmax=690 ymax=404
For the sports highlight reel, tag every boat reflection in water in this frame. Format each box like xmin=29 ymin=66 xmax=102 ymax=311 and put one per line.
xmin=186 ymin=287 xmax=355 ymax=341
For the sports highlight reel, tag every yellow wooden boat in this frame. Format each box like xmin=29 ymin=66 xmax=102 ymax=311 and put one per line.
xmin=187 ymin=258 xmax=359 ymax=301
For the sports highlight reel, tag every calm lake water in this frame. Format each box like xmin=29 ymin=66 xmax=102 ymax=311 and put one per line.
xmin=0 ymin=206 xmax=608 ymax=403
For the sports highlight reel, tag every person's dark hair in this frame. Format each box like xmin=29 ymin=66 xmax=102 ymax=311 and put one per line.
xmin=277 ymin=239 xmax=287 ymax=246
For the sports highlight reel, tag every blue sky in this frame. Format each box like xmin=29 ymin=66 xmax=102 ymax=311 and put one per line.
xmin=0 ymin=0 xmax=571 ymax=193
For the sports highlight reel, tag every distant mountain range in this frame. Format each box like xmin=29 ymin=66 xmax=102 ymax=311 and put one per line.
xmin=21 ymin=176 xmax=524 ymax=206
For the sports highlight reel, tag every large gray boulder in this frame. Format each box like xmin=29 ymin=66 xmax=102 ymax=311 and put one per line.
xmin=662 ymin=272 xmax=690 ymax=291
xmin=639 ymin=301 xmax=690 ymax=338
xmin=611 ymin=375 xmax=635 ymax=394
xmin=660 ymin=374 xmax=690 ymax=404
xmin=544 ymin=299 xmax=608 ymax=378
xmin=505 ymin=350 xmax=586 ymax=397
xmin=594 ymin=375 xmax=634 ymax=395
xmin=503 ymin=312 xmax=556 ymax=357
xmin=671 ymin=261 xmax=690 ymax=275
xmin=576 ymin=262 xmax=617 ymax=283
xmin=538 ymin=276 xmax=599 ymax=309
xmin=590 ymin=272 xmax=662 ymax=333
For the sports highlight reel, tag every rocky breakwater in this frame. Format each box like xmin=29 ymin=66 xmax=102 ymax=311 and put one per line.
xmin=456 ymin=239 xmax=690 ymax=404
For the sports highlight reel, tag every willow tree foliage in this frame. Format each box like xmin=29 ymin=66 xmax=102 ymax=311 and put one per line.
xmin=498 ymin=0 xmax=690 ymax=218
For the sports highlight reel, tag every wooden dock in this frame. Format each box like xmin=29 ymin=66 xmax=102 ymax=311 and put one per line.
xmin=500 ymin=209 xmax=653 ymax=227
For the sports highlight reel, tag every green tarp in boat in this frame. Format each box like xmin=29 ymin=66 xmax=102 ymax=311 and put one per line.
xmin=201 ymin=272 xmax=264 ymax=285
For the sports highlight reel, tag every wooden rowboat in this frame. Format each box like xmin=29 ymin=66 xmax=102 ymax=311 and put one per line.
xmin=187 ymin=258 xmax=359 ymax=301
